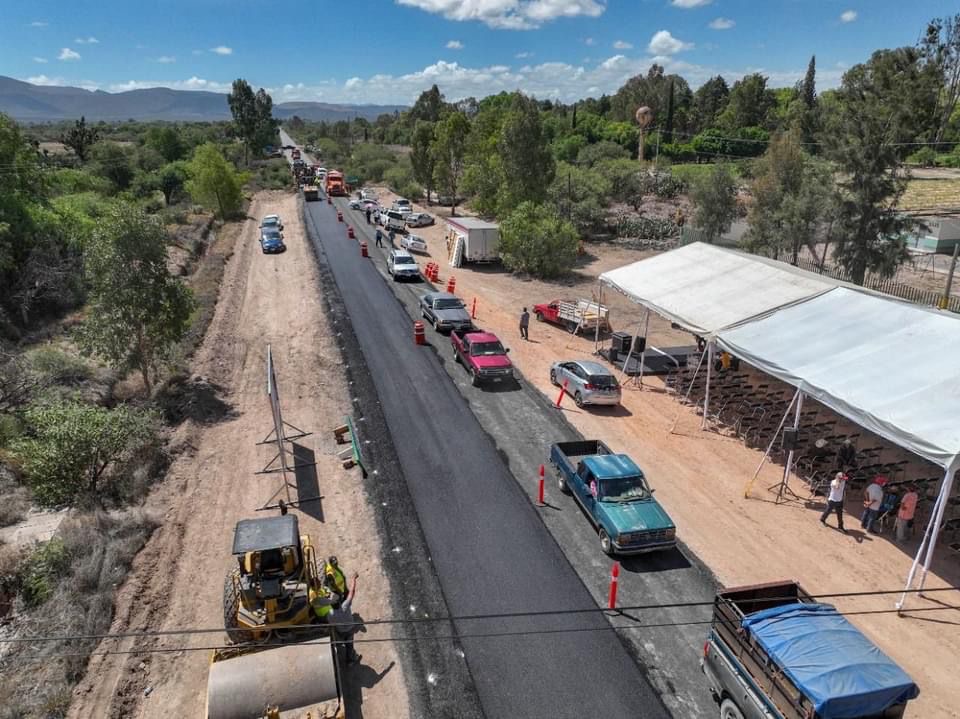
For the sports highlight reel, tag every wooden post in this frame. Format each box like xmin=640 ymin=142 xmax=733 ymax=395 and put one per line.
xmin=940 ymin=242 xmax=959 ymax=310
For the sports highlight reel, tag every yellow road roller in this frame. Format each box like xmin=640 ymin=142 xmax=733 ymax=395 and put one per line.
xmin=205 ymin=514 xmax=342 ymax=719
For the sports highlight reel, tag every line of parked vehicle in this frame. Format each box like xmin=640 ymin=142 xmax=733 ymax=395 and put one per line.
xmin=258 ymin=214 xmax=287 ymax=254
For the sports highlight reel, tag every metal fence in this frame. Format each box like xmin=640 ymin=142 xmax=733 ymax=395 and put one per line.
xmin=792 ymin=257 xmax=960 ymax=313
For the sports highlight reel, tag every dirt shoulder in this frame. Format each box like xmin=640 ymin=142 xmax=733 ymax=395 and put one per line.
xmin=68 ymin=190 xmax=409 ymax=718
xmin=363 ymin=186 xmax=958 ymax=718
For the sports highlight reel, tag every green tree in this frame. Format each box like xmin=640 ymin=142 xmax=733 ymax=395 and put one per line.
xmin=744 ymin=130 xmax=835 ymax=264
xmin=690 ymin=163 xmax=738 ymax=243
xmin=144 ymin=126 xmax=186 ymax=162
xmin=548 ymin=162 xmax=612 ymax=237
xmin=664 ymin=80 xmax=676 ymax=143
xmin=497 ymin=94 xmax=555 ymax=215
xmin=431 ymin=111 xmax=471 ymax=216
xmin=499 ymin=202 xmax=579 ymax=278
xmin=825 ymin=47 xmax=939 ymax=283
xmin=90 ymin=142 xmax=136 ymax=191
xmin=76 ymin=204 xmax=195 ymax=394
xmin=185 ymin=143 xmax=245 ymax=218
xmin=920 ymin=15 xmax=960 ymax=143
xmin=410 ymin=121 xmax=437 ymax=204
xmin=156 ymin=161 xmax=188 ymax=205
xmin=14 ymin=402 xmax=158 ymax=507
xmin=692 ymin=76 xmax=729 ymax=132
xmin=609 ymin=65 xmax=694 ymax=134
xmin=228 ymin=79 xmax=277 ymax=165
xmin=718 ymin=73 xmax=777 ymax=131
xmin=409 ymin=84 xmax=447 ymax=123
xmin=792 ymin=56 xmax=820 ymax=147
xmin=61 ymin=116 xmax=100 ymax=162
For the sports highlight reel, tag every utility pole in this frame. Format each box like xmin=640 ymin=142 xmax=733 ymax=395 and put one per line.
xmin=940 ymin=241 xmax=959 ymax=310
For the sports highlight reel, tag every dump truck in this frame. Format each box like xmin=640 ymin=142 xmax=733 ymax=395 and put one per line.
xmin=206 ymin=514 xmax=343 ymax=719
xmin=446 ymin=217 xmax=500 ymax=265
xmin=702 ymin=580 xmax=919 ymax=719
xmin=326 ymin=170 xmax=346 ymax=197
xmin=550 ymin=440 xmax=676 ymax=555
xmin=533 ymin=298 xmax=611 ymax=335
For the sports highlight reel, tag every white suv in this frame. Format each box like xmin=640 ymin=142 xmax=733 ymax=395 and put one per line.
xmin=392 ymin=198 xmax=413 ymax=216
xmin=387 ymin=250 xmax=420 ymax=281
xmin=383 ymin=210 xmax=407 ymax=233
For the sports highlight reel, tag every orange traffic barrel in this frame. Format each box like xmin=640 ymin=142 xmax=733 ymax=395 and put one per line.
xmin=347 ymin=225 xmax=355 ymax=239
xmin=414 ymin=320 xmax=425 ymax=345
xmin=360 ymin=241 xmax=368 ymax=258
xmin=327 ymin=196 xmax=332 ymax=204
xmin=446 ymin=276 xmax=456 ymax=294
xmin=337 ymin=210 xmax=343 ymax=222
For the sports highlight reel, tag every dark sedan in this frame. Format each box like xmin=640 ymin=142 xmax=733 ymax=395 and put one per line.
xmin=260 ymin=229 xmax=286 ymax=254
xmin=419 ymin=292 xmax=473 ymax=332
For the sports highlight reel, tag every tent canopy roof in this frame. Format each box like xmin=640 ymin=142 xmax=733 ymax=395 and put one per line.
xmin=599 ymin=243 xmax=838 ymax=335
xmin=716 ymin=288 xmax=960 ymax=471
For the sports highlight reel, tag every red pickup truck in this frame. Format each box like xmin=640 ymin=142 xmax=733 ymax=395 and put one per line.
xmin=451 ymin=330 xmax=514 ymax=386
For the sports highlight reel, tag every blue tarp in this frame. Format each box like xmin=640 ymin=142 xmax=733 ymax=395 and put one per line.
xmin=742 ymin=603 xmax=919 ymax=718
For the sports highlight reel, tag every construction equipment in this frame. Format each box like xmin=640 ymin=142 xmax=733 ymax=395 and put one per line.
xmin=206 ymin=514 xmax=342 ymax=719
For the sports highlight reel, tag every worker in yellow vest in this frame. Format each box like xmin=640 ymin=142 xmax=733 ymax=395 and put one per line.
xmin=324 ymin=556 xmax=347 ymax=608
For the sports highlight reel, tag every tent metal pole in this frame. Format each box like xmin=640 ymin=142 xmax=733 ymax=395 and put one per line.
xmin=669 ymin=345 xmax=708 ymax=434
xmin=617 ymin=317 xmax=644 ymax=385
xmin=594 ymin=281 xmax=603 ymax=354
xmin=638 ymin=308 xmax=650 ymax=388
xmin=779 ymin=392 xmax=805 ymax=501
xmin=918 ymin=467 xmax=955 ymax=594
xmin=701 ymin=340 xmax=715 ymax=429
xmin=744 ymin=388 xmax=800 ymax=498
xmin=896 ymin=479 xmax=947 ymax=610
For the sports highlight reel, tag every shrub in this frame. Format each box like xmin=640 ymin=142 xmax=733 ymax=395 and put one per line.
xmin=13 ymin=402 xmax=159 ymax=507
xmin=25 ymin=347 xmax=91 ymax=386
xmin=908 ymin=147 xmax=937 ymax=167
xmin=500 ymin=202 xmax=579 ymax=278
xmin=19 ymin=537 xmax=70 ymax=607
xmin=384 ymin=165 xmax=422 ymax=200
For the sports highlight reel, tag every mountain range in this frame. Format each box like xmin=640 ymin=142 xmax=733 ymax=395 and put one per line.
xmin=0 ymin=76 xmax=405 ymax=122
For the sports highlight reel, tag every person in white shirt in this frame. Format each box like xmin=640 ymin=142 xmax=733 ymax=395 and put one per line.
xmin=820 ymin=472 xmax=848 ymax=532
xmin=861 ymin=476 xmax=886 ymax=534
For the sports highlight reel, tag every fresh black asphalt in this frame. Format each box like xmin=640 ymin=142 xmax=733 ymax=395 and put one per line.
xmin=302 ymin=197 xmax=672 ymax=719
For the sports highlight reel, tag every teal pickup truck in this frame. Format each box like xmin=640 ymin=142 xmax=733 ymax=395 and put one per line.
xmin=550 ymin=440 xmax=676 ymax=555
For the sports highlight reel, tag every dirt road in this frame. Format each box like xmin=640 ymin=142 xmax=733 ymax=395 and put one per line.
xmin=360 ymin=186 xmax=959 ymax=718
xmin=69 ymin=191 xmax=409 ymax=718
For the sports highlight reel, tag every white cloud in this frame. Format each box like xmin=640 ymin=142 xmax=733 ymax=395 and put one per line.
xmin=840 ymin=10 xmax=857 ymax=23
xmin=57 ymin=48 xmax=81 ymax=61
xmin=709 ymin=17 xmax=734 ymax=30
xmin=516 ymin=51 xmax=534 ymax=58
xmin=74 ymin=36 xmax=99 ymax=44
xmin=612 ymin=40 xmax=632 ymax=49
xmin=26 ymin=74 xmax=65 ymax=86
xmin=29 ymin=21 xmax=47 ymax=27
xmin=446 ymin=40 xmax=464 ymax=49
xmin=344 ymin=77 xmax=362 ymax=89
xmin=396 ymin=0 xmax=605 ymax=30
xmin=32 ymin=57 xmax=48 ymax=63
xmin=156 ymin=56 xmax=176 ymax=63
xmin=106 ymin=76 xmax=233 ymax=93
xmin=584 ymin=37 xmax=596 ymax=46
xmin=647 ymin=30 xmax=692 ymax=55
xmin=210 ymin=46 xmax=233 ymax=55
xmin=671 ymin=0 xmax=711 ymax=7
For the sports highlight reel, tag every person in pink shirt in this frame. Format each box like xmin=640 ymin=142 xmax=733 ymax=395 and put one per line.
xmin=895 ymin=485 xmax=919 ymax=543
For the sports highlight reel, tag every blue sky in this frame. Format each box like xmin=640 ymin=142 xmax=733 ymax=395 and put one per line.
xmin=2 ymin=0 xmax=956 ymax=105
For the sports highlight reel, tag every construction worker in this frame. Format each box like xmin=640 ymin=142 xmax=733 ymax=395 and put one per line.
xmin=324 ymin=556 xmax=348 ymax=607
xmin=312 ymin=573 xmax=361 ymax=665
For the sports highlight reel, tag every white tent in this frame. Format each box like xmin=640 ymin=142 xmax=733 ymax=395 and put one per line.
xmin=715 ymin=288 xmax=960 ymax=604
xmin=599 ymin=244 xmax=960 ymax=605
xmin=598 ymin=242 xmax=836 ymax=335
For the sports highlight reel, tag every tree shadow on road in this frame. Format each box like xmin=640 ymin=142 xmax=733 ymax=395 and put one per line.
xmin=292 ymin=442 xmax=324 ymax=522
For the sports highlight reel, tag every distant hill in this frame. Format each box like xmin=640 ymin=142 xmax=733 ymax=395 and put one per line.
xmin=0 ymin=76 xmax=405 ymax=122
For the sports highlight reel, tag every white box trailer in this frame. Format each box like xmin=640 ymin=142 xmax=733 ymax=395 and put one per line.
xmin=446 ymin=217 xmax=500 ymax=266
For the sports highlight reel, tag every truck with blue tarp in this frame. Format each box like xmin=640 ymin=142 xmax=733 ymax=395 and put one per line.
xmin=549 ymin=440 xmax=676 ymax=555
xmin=701 ymin=580 xmax=919 ymax=719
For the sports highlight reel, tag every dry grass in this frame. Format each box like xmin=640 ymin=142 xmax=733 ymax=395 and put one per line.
xmin=899 ymin=177 xmax=960 ymax=211
xmin=0 ymin=511 xmax=158 ymax=719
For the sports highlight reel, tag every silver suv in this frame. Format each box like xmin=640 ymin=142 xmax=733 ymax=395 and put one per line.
xmin=387 ymin=250 xmax=420 ymax=281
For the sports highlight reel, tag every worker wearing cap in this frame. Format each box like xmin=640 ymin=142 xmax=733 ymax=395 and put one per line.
xmin=324 ymin=556 xmax=347 ymax=607
xmin=861 ymin=476 xmax=886 ymax=534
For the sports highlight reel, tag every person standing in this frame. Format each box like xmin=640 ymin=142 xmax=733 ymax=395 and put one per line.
xmin=330 ymin=573 xmax=362 ymax=665
xmin=388 ymin=229 xmax=396 ymax=247
xmin=519 ymin=307 xmax=530 ymax=340
xmin=820 ymin=472 xmax=848 ymax=532
xmin=365 ymin=207 xmax=372 ymax=225
xmin=861 ymin=476 xmax=885 ymax=534
xmin=375 ymin=229 xmax=384 ymax=248
xmin=895 ymin=485 xmax=919 ymax=543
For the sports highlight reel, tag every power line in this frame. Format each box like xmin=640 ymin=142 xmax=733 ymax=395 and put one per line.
xmin=0 ymin=586 xmax=955 ymax=646
xmin=3 ymin=603 xmax=956 ymax=667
